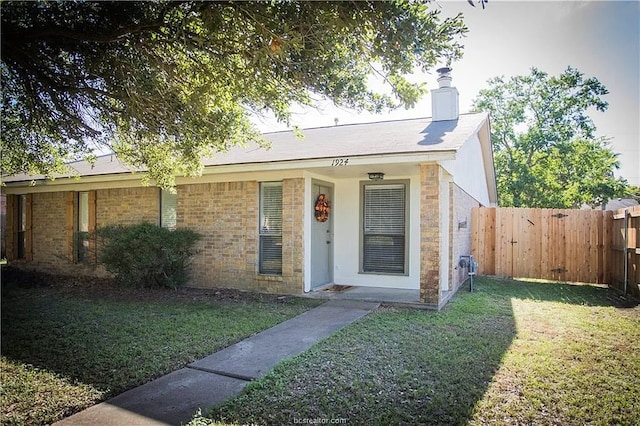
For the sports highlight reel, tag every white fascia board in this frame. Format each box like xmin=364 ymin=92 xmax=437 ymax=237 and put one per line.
xmin=479 ymin=119 xmax=498 ymax=205
xmin=2 ymin=151 xmax=455 ymax=194
xmin=200 ymin=151 xmax=456 ymax=175
xmin=1 ymin=173 xmax=145 ymax=194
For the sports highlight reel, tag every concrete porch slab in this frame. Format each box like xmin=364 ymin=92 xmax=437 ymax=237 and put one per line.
xmin=306 ymin=285 xmax=428 ymax=306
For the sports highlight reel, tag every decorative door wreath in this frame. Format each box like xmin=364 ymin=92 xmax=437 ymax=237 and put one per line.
xmin=314 ymin=194 xmax=330 ymax=222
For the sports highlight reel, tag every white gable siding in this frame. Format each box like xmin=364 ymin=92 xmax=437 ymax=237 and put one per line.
xmin=439 ymin=170 xmax=452 ymax=291
xmin=440 ymin=133 xmax=491 ymax=206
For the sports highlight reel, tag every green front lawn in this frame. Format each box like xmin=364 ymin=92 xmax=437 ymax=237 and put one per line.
xmin=3 ymin=269 xmax=639 ymax=426
xmin=0 ymin=269 xmax=321 ymax=425
xmin=194 ymin=277 xmax=640 ymax=425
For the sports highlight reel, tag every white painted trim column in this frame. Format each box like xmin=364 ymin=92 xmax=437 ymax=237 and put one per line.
xmin=439 ymin=169 xmax=453 ymax=292
xmin=303 ymin=175 xmax=313 ymax=292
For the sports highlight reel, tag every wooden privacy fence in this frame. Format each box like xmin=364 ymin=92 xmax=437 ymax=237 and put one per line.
xmin=471 ymin=206 xmax=640 ymax=297
xmin=610 ymin=206 xmax=640 ymax=296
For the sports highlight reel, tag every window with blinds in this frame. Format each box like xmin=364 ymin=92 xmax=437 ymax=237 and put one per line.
xmin=362 ymin=183 xmax=407 ymax=274
xmin=17 ymin=194 xmax=27 ymax=259
xmin=259 ymin=182 xmax=283 ymax=275
xmin=160 ymin=189 xmax=177 ymax=229
xmin=77 ymin=191 xmax=90 ymax=263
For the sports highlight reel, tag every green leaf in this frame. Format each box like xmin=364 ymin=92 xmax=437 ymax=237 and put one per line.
xmin=471 ymin=67 xmax=627 ymax=208
xmin=1 ymin=1 xmax=467 ymax=188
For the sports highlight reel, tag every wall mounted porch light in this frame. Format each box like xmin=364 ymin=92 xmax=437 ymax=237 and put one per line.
xmin=367 ymin=172 xmax=385 ymax=181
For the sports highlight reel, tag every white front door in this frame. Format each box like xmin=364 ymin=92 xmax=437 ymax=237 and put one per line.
xmin=311 ymin=183 xmax=332 ymax=288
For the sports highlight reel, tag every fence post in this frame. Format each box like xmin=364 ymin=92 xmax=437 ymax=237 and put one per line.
xmin=624 ymin=209 xmax=628 ymax=294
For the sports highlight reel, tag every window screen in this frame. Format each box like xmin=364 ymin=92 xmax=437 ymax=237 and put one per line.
xmin=362 ymin=183 xmax=406 ymax=274
xmin=17 ymin=194 xmax=27 ymax=259
xmin=77 ymin=192 xmax=89 ymax=262
xmin=78 ymin=192 xmax=89 ymax=233
xmin=160 ymin=189 xmax=177 ymax=229
xmin=259 ymin=182 xmax=282 ymax=275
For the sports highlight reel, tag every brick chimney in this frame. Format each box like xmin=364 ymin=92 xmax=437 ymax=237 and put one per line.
xmin=431 ymin=67 xmax=459 ymax=121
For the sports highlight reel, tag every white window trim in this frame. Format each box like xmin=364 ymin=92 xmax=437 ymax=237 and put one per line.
xmin=77 ymin=191 xmax=90 ymax=263
xmin=359 ymin=180 xmax=410 ymax=276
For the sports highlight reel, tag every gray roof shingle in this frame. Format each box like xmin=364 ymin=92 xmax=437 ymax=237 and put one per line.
xmin=3 ymin=112 xmax=488 ymax=183
xmin=204 ymin=112 xmax=487 ymax=166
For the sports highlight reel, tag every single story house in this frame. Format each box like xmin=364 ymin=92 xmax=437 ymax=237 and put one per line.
xmin=2 ymin=70 xmax=497 ymax=309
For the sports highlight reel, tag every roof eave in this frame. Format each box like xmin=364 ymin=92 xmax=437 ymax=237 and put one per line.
xmin=1 ymin=150 xmax=457 ymax=194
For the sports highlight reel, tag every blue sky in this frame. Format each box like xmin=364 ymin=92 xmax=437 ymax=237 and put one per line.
xmin=253 ymin=1 xmax=640 ymax=186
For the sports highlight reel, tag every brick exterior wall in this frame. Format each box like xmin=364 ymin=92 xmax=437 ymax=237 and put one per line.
xmin=96 ymin=187 xmax=159 ymax=226
xmin=178 ymin=179 xmax=304 ymax=294
xmin=8 ymin=171 xmax=486 ymax=306
xmin=5 ymin=172 xmax=473 ymax=305
xmin=31 ymin=192 xmax=67 ymax=270
xmin=178 ymin=181 xmax=258 ymax=290
xmin=6 ymin=188 xmax=160 ymax=275
xmin=5 ymin=180 xmax=305 ymax=295
xmin=420 ymin=163 xmax=441 ymax=305
xmin=450 ymin=184 xmax=481 ymax=291
xmin=281 ymin=178 xmax=305 ymax=283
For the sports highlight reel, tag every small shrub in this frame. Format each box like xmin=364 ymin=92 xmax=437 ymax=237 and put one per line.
xmin=98 ymin=222 xmax=201 ymax=289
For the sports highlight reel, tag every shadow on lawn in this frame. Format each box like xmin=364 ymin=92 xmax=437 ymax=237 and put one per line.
xmin=1 ymin=266 xmax=322 ymax=425
xmin=3 ymin=267 xmax=634 ymax=426
xmin=206 ymin=276 xmax=636 ymax=425
xmin=206 ymin=277 xmax=522 ymax=425
xmin=1 ymin=274 xmax=158 ymax=397
xmin=0 ymin=266 xmax=295 ymax=400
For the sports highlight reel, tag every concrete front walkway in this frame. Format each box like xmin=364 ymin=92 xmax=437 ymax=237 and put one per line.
xmin=55 ymin=299 xmax=379 ymax=426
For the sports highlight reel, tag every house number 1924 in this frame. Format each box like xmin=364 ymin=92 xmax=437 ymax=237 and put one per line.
xmin=331 ymin=158 xmax=349 ymax=166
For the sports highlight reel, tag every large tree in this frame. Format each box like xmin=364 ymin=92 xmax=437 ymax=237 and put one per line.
xmin=1 ymin=0 xmax=467 ymax=187
xmin=472 ymin=67 xmax=628 ymax=208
